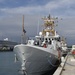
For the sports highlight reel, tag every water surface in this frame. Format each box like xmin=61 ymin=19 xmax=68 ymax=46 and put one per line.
xmin=0 ymin=52 xmax=21 ymax=75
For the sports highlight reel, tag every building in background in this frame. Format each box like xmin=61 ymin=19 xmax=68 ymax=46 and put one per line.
xmin=0 ymin=40 xmax=18 ymax=51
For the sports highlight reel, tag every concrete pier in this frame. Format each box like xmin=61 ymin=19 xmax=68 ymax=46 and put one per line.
xmin=53 ymin=52 xmax=75 ymax=75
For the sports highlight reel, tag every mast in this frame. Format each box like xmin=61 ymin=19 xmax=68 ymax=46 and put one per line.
xmin=42 ymin=14 xmax=58 ymax=36
xmin=22 ymin=15 xmax=26 ymax=35
xmin=23 ymin=15 xmax=24 ymax=34
xmin=21 ymin=15 xmax=26 ymax=44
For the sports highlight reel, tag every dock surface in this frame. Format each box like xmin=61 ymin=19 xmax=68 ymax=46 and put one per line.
xmin=53 ymin=52 xmax=75 ymax=75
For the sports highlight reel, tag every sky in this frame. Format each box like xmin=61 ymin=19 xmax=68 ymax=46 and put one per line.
xmin=0 ymin=0 xmax=75 ymax=46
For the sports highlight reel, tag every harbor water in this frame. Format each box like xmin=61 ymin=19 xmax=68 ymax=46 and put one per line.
xmin=0 ymin=51 xmax=22 ymax=75
xmin=0 ymin=51 xmax=57 ymax=75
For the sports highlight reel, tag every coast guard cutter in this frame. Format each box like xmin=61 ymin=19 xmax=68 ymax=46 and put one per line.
xmin=14 ymin=15 xmax=62 ymax=75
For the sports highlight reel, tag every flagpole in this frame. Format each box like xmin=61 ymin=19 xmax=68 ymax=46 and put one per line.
xmin=23 ymin=15 xmax=24 ymax=34
xmin=21 ymin=15 xmax=25 ymax=44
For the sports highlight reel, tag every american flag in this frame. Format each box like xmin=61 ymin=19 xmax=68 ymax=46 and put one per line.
xmin=23 ymin=28 xmax=26 ymax=33
xmin=22 ymin=15 xmax=26 ymax=34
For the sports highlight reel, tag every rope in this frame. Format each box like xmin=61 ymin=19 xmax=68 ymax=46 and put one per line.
xmin=47 ymin=58 xmax=60 ymax=67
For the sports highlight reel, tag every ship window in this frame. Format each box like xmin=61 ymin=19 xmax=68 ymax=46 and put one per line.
xmin=49 ymin=38 xmax=51 ymax=44
xmin=45 ymin=38 xmax=48 ymax=43
xmin=49 ymin=38 xmax=50 ymax=40
xmin=40 ymin=38 xmax=41 ymax=40
xmin=52 ymin=38 xmax=54 ymax=40
xmin=45 ymin=38 xmax=47 ymax=40
xmin=54 ymin=37 xmax=60 ymax=42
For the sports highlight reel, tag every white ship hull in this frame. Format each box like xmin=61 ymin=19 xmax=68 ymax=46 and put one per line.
xmin=14 ymin=44 xmax=60 ymax=75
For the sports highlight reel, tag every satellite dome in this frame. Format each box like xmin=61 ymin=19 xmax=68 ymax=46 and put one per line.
xmin=39 ymin=32 xmax=42 ymax=36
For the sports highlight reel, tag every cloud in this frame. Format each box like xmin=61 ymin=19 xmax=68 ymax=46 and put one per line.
xmin=0 ymin=0 xmax=75 ymax=17
xmin=0 ymin=6 xmax=41 ymax=14
xmin=45 ymin=0 xmax=75 ymax=17
xmin=0 ymin=0 xmax=75 ymax=45
xmin=0 ymin=0 xmax=5 ymax=3
xmin=0 ymin=14 xmax=43 ymax=42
